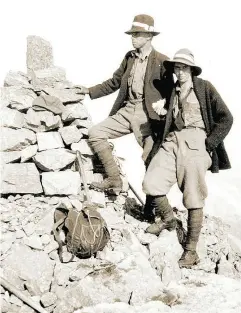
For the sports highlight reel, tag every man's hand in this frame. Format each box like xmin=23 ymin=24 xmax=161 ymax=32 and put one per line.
xmin=73 ymin=85 xmax=89 ymax=95
xmin=152 ymin=99 xmax=167 ymax=116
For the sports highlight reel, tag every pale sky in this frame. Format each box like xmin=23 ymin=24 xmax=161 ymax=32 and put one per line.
xmin=0 ymin=0 xmax=240 ymax=201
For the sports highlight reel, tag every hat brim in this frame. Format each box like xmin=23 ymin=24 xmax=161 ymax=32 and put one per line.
xmin=163 ymin=59 xmax=202 ymax=76
xmin=125 ymin=26 xmax=160 ymax=36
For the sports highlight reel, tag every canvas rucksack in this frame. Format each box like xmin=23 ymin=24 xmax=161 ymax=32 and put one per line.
xmin=53 ymin=204 xmax=110 ymax=262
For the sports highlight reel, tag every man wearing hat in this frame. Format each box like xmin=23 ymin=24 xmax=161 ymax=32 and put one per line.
xmin=74 ymin=14 xmax=172 ymax=198
xmin=143 ymin=48 xmax=233 ymax=268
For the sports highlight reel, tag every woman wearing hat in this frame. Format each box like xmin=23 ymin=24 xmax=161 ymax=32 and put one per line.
xmin=143 ymin=48 xmax=233 ymax=268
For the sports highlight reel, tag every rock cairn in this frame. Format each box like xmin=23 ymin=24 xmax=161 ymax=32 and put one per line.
xmin=0 ymin=35 xmax=104 ymax=197
xmin=0 ymin=36 xmax=241 ymax=313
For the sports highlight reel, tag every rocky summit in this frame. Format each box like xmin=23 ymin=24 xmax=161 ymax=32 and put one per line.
xmin=0 ymin=36 xmax=241 ymax=313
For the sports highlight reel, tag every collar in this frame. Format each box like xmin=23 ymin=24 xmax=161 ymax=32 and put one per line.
xmin=131 ymin=46 xmax=153 ymax=60
xmin=175 ymin=80 xmax=194 ymax=93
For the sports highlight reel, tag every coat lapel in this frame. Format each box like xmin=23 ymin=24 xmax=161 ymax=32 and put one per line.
xmin=144 ymin=49 xmax=156 ymax=85
xmin=163 ymin=89 xmax=176 ymax=138
xmin=193 ymin=77 xmax=210 ymax=133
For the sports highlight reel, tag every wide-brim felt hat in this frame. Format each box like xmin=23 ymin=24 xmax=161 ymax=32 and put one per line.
xmin=125 ymin=14 xmax=160 ymax=36
xmin=164 ymin=48 xmax=202 ymax=76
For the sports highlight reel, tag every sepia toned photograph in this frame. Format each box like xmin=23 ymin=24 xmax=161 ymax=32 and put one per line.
xmin=0 ymin=0 xmax=240 ymax=312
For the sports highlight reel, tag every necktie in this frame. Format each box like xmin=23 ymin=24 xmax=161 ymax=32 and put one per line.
xmin=174 ymin=92 xmax=185 ymax=130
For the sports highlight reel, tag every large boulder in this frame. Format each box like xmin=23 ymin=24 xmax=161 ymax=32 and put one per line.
xmin=0 ymin=127 xmax=36 ymax=151
xmin=4 ymin=71 xmax=31 ymax=88
xmin=3 ymin=86 xmax=37 ymax=111
xmin=43 ymin=87 xmax=84 ymax=104
xmin=36 ymin=132 xmax=64 ymax=151
xmin=25 ymin=108 xmax=62 ymax=132
xmin=2 ymin=244 xmax=55 ymax=295
xmin=33 ymin=148 xmax=76 ymax=171
xmin=0 ymin=163 xmax=43 ymax=194
xmin=41 ymin=170 xmax=81 ymax=195
xmin=0 ymin=107 xmax=26 ymax=128
xmin=26 ymin=35 xmax=53 ymax=72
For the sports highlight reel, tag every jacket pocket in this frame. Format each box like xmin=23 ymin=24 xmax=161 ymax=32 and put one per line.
xmin=185 ymin=137 xmax=202 ymax=151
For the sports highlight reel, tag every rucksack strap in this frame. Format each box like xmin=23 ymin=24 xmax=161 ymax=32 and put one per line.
xmin=53 ymin=216 xmax=66 ymax=263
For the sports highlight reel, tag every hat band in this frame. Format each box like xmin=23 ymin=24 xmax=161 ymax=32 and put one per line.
xmin=174 ymin=53 xmax=195 ymax=64
xmin=132 ymin=21 xmax=154 ymax=31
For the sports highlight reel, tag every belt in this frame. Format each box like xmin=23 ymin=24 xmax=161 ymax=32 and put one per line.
xmin=184 ymin=126 xmax=205 ymax=130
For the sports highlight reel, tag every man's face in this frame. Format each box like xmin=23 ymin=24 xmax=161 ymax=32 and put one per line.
xmin=131 ymin=32 xmax=152 ymax=49
xmin=174 ymin=62 xmax=192 ymax=83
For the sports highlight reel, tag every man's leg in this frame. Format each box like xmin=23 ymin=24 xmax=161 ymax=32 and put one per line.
xmin=178 ymin=208 xmax=203 ymax=268
xmin=176 ymin=129 xmax=212 ymax=267
xmin=88 ymin=110 xmax=132 ymax=194
xmin=131 ymin=101 xmax=156 ymax=221
xmin=142 ymin=133 xmax=178 ymax=235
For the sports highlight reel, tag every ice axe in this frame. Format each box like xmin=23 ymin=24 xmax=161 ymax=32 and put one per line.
xmin=128 ymin=182 xmax=144 ymax=206
xmin=0 ymin=276 xmax=48 ymax=313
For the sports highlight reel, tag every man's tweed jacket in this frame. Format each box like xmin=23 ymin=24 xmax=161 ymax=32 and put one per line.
xmin=162 ymin=76 xmax=233 ymax=173
xmin=88 ymin=49 xmax=173 ymax=127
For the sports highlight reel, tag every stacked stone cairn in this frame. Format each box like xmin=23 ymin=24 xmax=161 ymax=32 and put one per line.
xmin=0 ymin=36 xmax=241 ymax=313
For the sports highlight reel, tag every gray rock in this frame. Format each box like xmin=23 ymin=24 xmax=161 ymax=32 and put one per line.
xmin=70 ymin=119 xmax=93 ymax=129
xmin=0 ymin=107 xmax=26 ymax=128
xmin=32 ymin=93 xmax=65 ymax=114
xmin=62 ymin=103 xmax=89 ymax=122
xmin=53 ymin=301 xmax=74 ymax=313
xmin=25 ymin=108 xmax=62 ymax=132
xmin=20 ymin=145 xmax=38 ymax=162
xmin=33 ymin=148 xmax=76 ymax=171
xmin=59 ymin=126 xmax=83 ymax=145
xmin=149 ymin=231 xmax=183 ymax=285
xmin=0 ymin=127 xmax=36 ymax=151
xmin=217 ymin=256 xmax=237 ymax=278
xmin=40 ymin=292 xmax=57 ymax=307
xmin=61 ymin=251 xmax=164 ymax=308
xmin=7 ymin=86 xmax=36 ymax=111
xmin=71 ymin=139 xmax=94 ymax=155
xmin=27 ymin=35 xmax=53 ymax=72
xmin=16 ymin=229 xmax=25 ymax=239
xmin=0 ymin=151 xmax=21 ymax=164
xmin=88 ymin=189 xmax=106 ymax=207
xmin=37 ymin=132 xmax=64 ymax=151
xmin=41 ymin=234 xmax=51 ymax=245
xmin=54 ymin=262 xmax=79 ymax=286
xmin=9 ymin=294 xmax=23 ymax=306
xmin=69 ymin=198 xmax=82 ymax=211
xmin=31 ymin=66 xmax=66 ymax=89
xmin=19 ymin=304 xmax=35 ymax=313
xmin=4 ymin=71 xmax=31 ymax=87
xmin=44 ymin=240 xmax=59 ymax=254
xmin=43 ymin=87 xmax=84 ymax=104
xmin=23 ymin=235 xmax=43 ymax=250
xmin=34 ymin=207 xmax=55 ymax=236
xmin=24 ymin=222 xmax=36 ymax=236
xmin=2 ymin=244 xmax=55 ymax=294
xmin=42 ymin=171 xmax=81 ymax=195
xmin=0 ymin=163 xmax=43 ymax=194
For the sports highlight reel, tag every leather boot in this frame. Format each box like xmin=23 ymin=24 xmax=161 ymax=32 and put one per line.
xmin=145 ymin=196 xmax=176 ymax=235
xmin=178 ymin=208 xmax=203 ymax=268
xmin=90 ymin=145 xmax=123 ymax=194
xmin=142 ymin=195 xmax=155 ymax=222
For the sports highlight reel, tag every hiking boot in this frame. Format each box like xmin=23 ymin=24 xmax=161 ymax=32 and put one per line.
xmin=91 ymin=177 xmax=122 ymax=195
xmin=178 ymin=250 xmax=200 ymax=268
xmin=145 ymin=217 xmax=177 ymax=235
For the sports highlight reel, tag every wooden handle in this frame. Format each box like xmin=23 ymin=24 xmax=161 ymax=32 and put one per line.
xmin=0 ymin=276 xmax=48 ymax=313
xmin=76 ymin=151 xmax=91 ymax=204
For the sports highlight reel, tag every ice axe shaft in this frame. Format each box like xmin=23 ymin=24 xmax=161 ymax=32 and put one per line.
xmin=128 ymin=182 xmax=144 ymax=206
xmin=0 ymin=276 xmax=48 ymax=313
xmin=76 ymin=150 xmax=91 ymax=204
